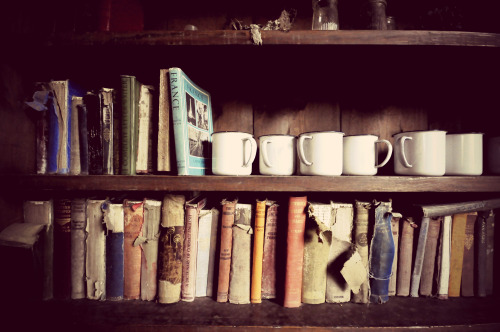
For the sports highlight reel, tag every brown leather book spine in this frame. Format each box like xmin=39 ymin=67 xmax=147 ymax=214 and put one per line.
xmin=53 ymin=198 xmax=72 ymax=300
xmin=261 ymin=203 xmax=278 ymax=300
xmin=461 ymin=212 xmax=478 ymax=297
xmin=352 ymin=201 xmax=371 ymax=303
xmin=448 ymin=213 xmax=469 ymax=297
xmin=283 ymin=196 xmax=307 ymax=308
xmin=485 ymin=211 xmax=495 ymax=296
xmin=396 ymin=217 xmax=416 ymax=296
xmin=419 ymin=216 xmax=442 ymax=296
xmin=216 ymin=199 xmax=237 ymax=302
xmin=251 ymin=200 xmax=266 ymax=303
xmin=123 ymin=200 xmax=144 ymax=300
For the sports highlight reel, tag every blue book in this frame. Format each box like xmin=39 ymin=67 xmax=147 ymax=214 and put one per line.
xmin=48 ymin=80 xmax=86 ymax=174
xmin=102 ymin=201 xmax=125 ymax=301
xmin=369 ymin=201 xmax=395 ymax=304
xmin=168 ymin=68 xmax=213 ymax=175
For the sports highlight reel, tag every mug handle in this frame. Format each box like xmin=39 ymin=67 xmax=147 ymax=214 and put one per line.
xmin=375 ymin=139 xmax=393 ymax=168
xmin=400 ymin=136 xmax=413 ymax=168
xmin=243 ymin=137 xmax=258 ymax=167
xmin=298 ymin=135 xmax=313 ymax=166
xmin=261 ymin=139 xmax=273 ymax=167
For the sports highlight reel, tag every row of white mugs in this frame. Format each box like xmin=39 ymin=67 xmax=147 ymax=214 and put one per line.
xmin=211 ymin=130 xmax=498 ymax=176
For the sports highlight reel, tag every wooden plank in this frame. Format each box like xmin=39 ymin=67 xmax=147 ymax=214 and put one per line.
xmin=213 ymin=101 xmax=253 ymax=133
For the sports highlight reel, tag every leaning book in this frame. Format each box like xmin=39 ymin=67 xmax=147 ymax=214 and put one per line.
xmin=169 ymin=67 xmax=213 ymax=175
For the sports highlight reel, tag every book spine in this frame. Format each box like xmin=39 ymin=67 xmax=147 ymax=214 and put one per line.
xmin=448 ymin=213 xmax=468 ymax=297
xmin=485 ymin=211 xmax=495 ymax=296
xmin=461 ymin=212 xmax=478 ymax=297
xmin=60 ymin=81 xmax=71 ymax=174
xmin=136 ymin=85 xmax=153 ymax=173
xmin=120 ymin=75 xmax=136 ymax=175
xmin=421 ymin=199 xmax=500 ymax=218
xmin=326 ymin=203 xmax=353 ymax=303
xmin=477 ymin=212 xmax=488 ymax=297
xmin=53 ymin=198 xmax=72 ymax=299
xmin=103 ymin=202 xmax=124 ymax=301
xmin=113 ymin=87 xmax=121 ymax=175
xmin=388 ymin=215 xmax=400 ymax=296
xmin=195 ymin=209 xmax=214 ymax=297
xmin=352 ymin=201 xmax=371 ymax=303
xmin=410 ymin=217 xmax=430 ymax=297
xmin=436 ymin=216 xmax=452 ymax=299
xmin=206 ymin=208 xmax=219 ymax=298
xmin=85 ymin=93 xmax=103 ymax=175
xmin=35 ymin=103 xmax=49 ymax=174
xmin=70 ymin=198 xmax=86 ymax=299
xmin=139 ymin=199 xmax=161 ymax=301
xmin=251 ymin=200 xmax=266 ymax=303
xmin=157 ymin=69 xmax=172 ymax=172
xmin=77 ymin=102 xmax=89 ymax=175
xmin=169 ymin=68 xmax=188 ymax=175
xmin=217 ymin=199 xmax=237 ymax=302
xmin=101 ymin=88 xmax=114 ymax=175
xmin=229 ymin=204 xmax=252 ymax=304
xmin=283 ymin=196 xmax=307 ymax=308
xmin=86 ymin=200 xmax=106 ymax=300
xmin=47 ymin=91 xmax=59 ymax=174
xmin=69 ymin=96 xmax=82 ymax=175
xmin=419 ymin=217 xmax=442 ymax=296
xmin=181 ymin=203 xmax=200 ymax=301
xmin=157 ymin=194 xmax=185 ymax=304
xmin=261 ymin=203 xmax=278 ymax=300
xmin=396 ymin=217 xmax=416 ymax=296
xmin=123 ymin=200 xmax=144 ymax=300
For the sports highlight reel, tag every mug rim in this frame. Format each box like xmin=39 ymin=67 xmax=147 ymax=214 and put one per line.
xmin=258 ymin=134 xmax=296 ymax=138
xmin=212 ymin=131 xmax=253 ymax=136
xmin=343 ymin=134 xmax=379 ymax=138
xmin=446 ymin=132 xmax=484 ymax=136
xmin=299 ymin=130 xmax=345 ymax=135
xmin=392 ymin=129 xmax=447 ymax=137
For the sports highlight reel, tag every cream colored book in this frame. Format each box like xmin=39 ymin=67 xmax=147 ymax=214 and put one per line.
xmin=86 ymin=200 xmax=106 ymax=300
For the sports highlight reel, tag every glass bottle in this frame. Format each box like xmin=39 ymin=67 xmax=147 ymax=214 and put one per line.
xmin=368 ymin=0 xmax=388 ymax=30
xmin=312 ymin=0 xmax=339 ymax=30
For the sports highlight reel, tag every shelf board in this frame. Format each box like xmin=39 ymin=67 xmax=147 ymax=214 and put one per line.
xmin=40 ymin=30 xmax=500 ymax=48
xmin=3 ymin=174 xmax=500 ymax=192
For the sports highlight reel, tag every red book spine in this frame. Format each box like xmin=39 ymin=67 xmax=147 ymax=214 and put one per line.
xmin=123 ymin=200 xmax=144 ymax=300
xmin=283 ymin=196 xmax=307 ymax=308
xmin=217 ymin=199 xmax=237 ymax=302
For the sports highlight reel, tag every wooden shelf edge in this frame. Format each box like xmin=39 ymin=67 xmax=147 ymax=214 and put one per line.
xmin=3 ymin=174 xmax=500 ymax=192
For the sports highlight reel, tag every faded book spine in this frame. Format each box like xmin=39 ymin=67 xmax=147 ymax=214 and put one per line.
xmin=140 ymin=199 xmax=162 ymax=301
xmin=69 ymin=96 xmax=82 ymax=175
xmin=77 ymin=101 xmax=89 ymax=175
xmin=229 ymin=203 xmax=253 ymax=304
xmin=123 ymin=200 xmax=144 ymax=300
xmin=419 ymin=216 xmax=442 ymax=296
xmin=158 ymin=194 xmax=185 ymax=304
xmin=101 ymin=88 xmax=114 ymax=174
xmin=461 ymin=212 xmax=478 ymax=297
xmin=283 ymin=196 xmax=307 ymax=308
xmin=120 ymin=75 xmax=137 ymax=175
xmin=388 ymin=214 xmax=401 ymax=296
xmin=196 ymin=209 xmax=218 ymax=297
xmin=437 ymin=216 xmax=452 ymax=299
xmin=352 ymin=201 xmax=371 ymax=304
xmin=485 ymin=210 xmax=495 ymax=296
xmin=70 ymin=198 xmax=86 ymax=299
xmin=84 ymin=92 xmax=103 ymax=175
xmin=206 ymin=209 xmax=219 ymax=298
xmin=53 ymin=198 xmax=72 ymax=300
xmin=326 ymin=203 xmax=353 ymax=303
xmin=261 ymin=203 xmax=278 ymax=300
xmin=448 ymin=213 xmax=469 ymax=297
xmin=217 ymin=199 xmax=237 ymax=302
xmin=396 ymin=217 xmax=416 ymax=296
xmin=302 ymin=202 xmax=332 ymax=304
xmin=136 ymin=85 xmax=153 ymax=174
xmin=251 ymin=200 xmax=266 ymax=303
xmin=157 ymin=68 xmax=172 ymax=172
xmin=103 ymin=202 xmax=125 ymax=301
xmin=477 ymin=212 xmax=488 ymax=297
xmin=181 ymin=201 xmax=199 ymax=302
xmin=86 ymin=200 xmax=106 ymax=300
xmin=34 ymin=93 xmax=49 ymax=174
xmin=410 ymin=217 xmax=430 ymax=298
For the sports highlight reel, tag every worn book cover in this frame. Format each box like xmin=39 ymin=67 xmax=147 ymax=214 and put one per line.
xmin=251 ymin=200 xmax=267 ymax=303
xmin=196 ymin=208 xmax=219 ymax=297
xmin=419 ymin=216 xmax=442 ymax=296
xmin=302 ymin=202 xmax=332 ymax=304
xmin=86 ymin=200 xmax=106 ymax=300
xmin=261 ymin=201 xmax=278 ymax=300
xmin=410 ymin=217 xmax=430 ymax=297
xmin=69 ymin=96 xmax=82 ymax=175
xmin=437 ymin=215 xmax=452 ymax=299
xmin=352 ymin=201 xmax=371 ymax=304
xmin=100 ymin=88 xmax=114 ymax=174
xmin=461 ymin=212 xmax=478 ymax=297
xmin=123 ymin=200 xmax=144 ymax=300
xmin=388 ymin=213 xmax=401 ymax=296
xmin=396 ymin=217 xmax=417 ymax=296
xmin=120 ymin=75 xmax=141 ymax=175
xmin=70 ymin=198 xmax=86 ymax=299
xmin=84 ymin=92 xmax=103 ymax=175
xmin=217 ymin=199 xmax=237 ymax=302
xmin=485 ymin=210 xmax=495 ymax=296
xmin=53 ymin=198 xmax=72 ymax=299
xmin=169 ymin=67 xmax=213 ymax=175
xmin=102 ymin=201 xmax=124 ymax=301
xmin=136 ymin=85 xmax=154 ymax=174
xmin=158 ymin=68 xmax=173 ymax=172
xmin=229 ymin=203 xmax=253 ymax=304
xmin=77 ymin=99 xmax=89 ymax=175
xmin=448 ymin=212 xmax=470 ymax=297
xmin=284 ymin=196 xmax=307 ymax=308
xmin=158 ymin=194 xmax=185 ymax=304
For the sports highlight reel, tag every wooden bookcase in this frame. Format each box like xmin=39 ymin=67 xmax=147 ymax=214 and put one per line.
xmin=1 ymin=1 xmax=500 ymax=331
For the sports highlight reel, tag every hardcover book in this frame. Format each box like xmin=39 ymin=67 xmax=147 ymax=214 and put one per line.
xmin=419 ymin=216 xmax=442 ymax=296
xmin=100 ymin=88 xmax=115 ymax=174
xmin=70 ymin=198 xmax=86 ymax=299
xmin=136 ymin=85 xmax=154 ymax=174
xmin=53 ymin=198 xmax=72 ymax=299
xmin=351 ymin=201 xmax=371 ymax=304
xmin=229 ymin=203 xmax=253 ymax=304
xmin=448 ymin=212 xmax=470 ymax=297
xmin=84 ymin=92 xmax=103 ymax=175
xmin=78 ymin=100 xmax=89 ymax=175
xmin=388 ymin=213 xmax=402 ymax=296
xmin=196 ymin=208 xmax=220 ymax=297
xmin=396 ymin=217 xmax=417 ymax=296
xmin=158 ymin=68 xmax=173 ymax=172
xmin=102 ymin=201 xmax=125 ymax=301
xmin=251 ymin=200 xmax=267 ymax=304
xmin=461 ymin=212 xmax=477 ymax=297
xmin=302 ymin=202 xmax=332 ymax=304
xmin=261 ymin=201 xmax=279 ymax=300
xmin=436 ymin=215 xmax=452 ymax=299
xmin=283 ymin=196 xmax=307 ymax=308
xmin=86 ymin=200 xmax=106 ymax=300
xmin=169 ymin=67 xmax=213 ymax=175
xmin=410 ymin=217 xmax=430 ymax=297
xmin=69 ymin=96 xmax=82 ymax=175
xmin=217 ymin=199 xmax=237 ymax=303
xmin=120 ymin=75 xmax=141 ymax=175
xmin=485 ymin=210 xmax=495 ymax=296
xmin=123 ymin=200 xmax=144 ymax=300
xmin=158 ymin=194 xmax=186 ymax=304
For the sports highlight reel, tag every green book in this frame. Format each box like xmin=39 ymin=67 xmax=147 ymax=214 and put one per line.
xmin=120 ymin=75 xmax=141 ymax=175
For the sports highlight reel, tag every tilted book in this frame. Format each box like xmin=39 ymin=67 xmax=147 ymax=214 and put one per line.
xmin=100 ymin=88 xmax=114 ymax=174
xmin=419 ymin=216 xmax=442 ymax=297
xmin=261 ymin=201 xmax=278 ymax=300
xmin=53 ymin=198 xmax=72 ymax=299
xmin=229 ymin=203 xmax=253 ymax=304
xmin=102 ymin=201 xmax=125 ymax=301
xmin=251 ymin=200 xmax=267 ymax=304
xmin=69 ymin=96 xmax=82 ymax=175
xmin=283 ymin=196 xmax=307 ymax=308
xmin=123 ymin=200 xmax=144 ymax=300
xmin=448 ymin=212 xmax=470 ymax=297
xmin=461 ymin=212 xmax=478 ymax=297
xmin=84 ymin=92 xmax=103 ymax=175
xmin=136 ymin=85 xmax=154 ymax=174
xmin=410 ymin=217 xmax=430 ymax=298
xmin=217 ymin=199 xmax=237 ymax=303
xmin=86 ymin=200 xmax=106 ymax=300
xmin=302 ymin=202 xmax=332 ymax=304
xmin=157 ymin=68 xmax=173 ymax=172
xmin=196 ymin=208 xmax=220 ymax=298
xmin=120 ymin=75 xmax=141 ymax=175
xmin=157 ymin=194 xmax=185 ymax=304
xmin=70 ymin=198 xmax=86 ymax=299
xmin=388 ymin=213 xmax=402 ymax=296
xmin=369 ymin=200 xmax=394 ymax=304
xmin=24 ymin=200 xmax=54 ymax=300
xmin=396 ymin=217 xmax=417 ymax=296
xmin=437 ymin=215 xmax=452 ymax=299
xmin=326 ymin=202 xmax=353 ymax=303
xmin=138 ymin=199 xmax=161 ymax=301
xmin=169 ymin=67 xmax=213 ymax=175
xmin=351 ymin=201 xmax=371 ymax=304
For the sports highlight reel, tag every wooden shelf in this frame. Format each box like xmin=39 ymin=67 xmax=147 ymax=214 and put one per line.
xmin=3 ymin=174 xmax=500 ymax=193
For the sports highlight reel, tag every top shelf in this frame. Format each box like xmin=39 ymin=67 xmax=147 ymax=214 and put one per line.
xmin=41 ymin=30 xmax=500 ymax=48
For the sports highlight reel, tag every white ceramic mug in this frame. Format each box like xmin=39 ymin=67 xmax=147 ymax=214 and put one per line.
xmin=343 ymin=135 xmax=393 ymax=175
xmin=212 ymin=132 xmax=257 ymax=175
xmin=393 ymin=130 xmax=446 ymax=176
xmin=297 ymin=131 xmax=344 ymax=176
xmin=259 ymin=134 xmax=297 ymax=176
xmin=445 ymin=133 xmax=483 ymax=176
xmin=487 ymin=136 xmax=500 ymax=174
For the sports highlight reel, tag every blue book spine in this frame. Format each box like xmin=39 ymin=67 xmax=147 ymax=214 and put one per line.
xmin=106 ymin=231 xmax=124 ymax=301
xmin=369 ymin=201 xmax=395 ymax=304
xmin=47 ymin=94 xmax=58 ymax=174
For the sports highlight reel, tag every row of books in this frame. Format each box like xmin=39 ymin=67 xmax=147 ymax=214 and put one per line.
xmin=0 ymin=196 xmax=496 ymax=304
xmin=26 ymin=68 xmax=212 ymax=176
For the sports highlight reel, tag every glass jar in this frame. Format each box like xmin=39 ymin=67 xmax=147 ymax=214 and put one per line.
xmin=312 ymin=0 xmax=339 ymax=30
